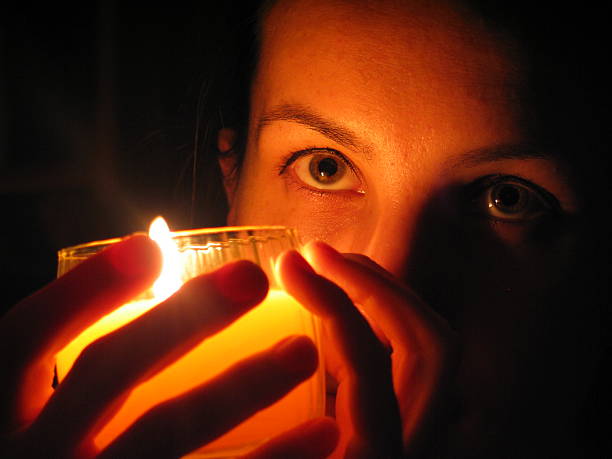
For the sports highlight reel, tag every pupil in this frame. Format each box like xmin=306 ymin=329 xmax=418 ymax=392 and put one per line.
xmin=317 ymin=157 xmax=338 ymax=177
xmin=495 ymin=185 xmax=523 ymax=210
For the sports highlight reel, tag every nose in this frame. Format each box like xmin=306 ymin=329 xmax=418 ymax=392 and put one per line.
xmin=352 ymin=187 xmax=465 ymax=328
xmin=351 ymin=199 xmax=423 ymax=281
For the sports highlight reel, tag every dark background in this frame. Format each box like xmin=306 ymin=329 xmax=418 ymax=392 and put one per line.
xmin=1 ymin=3 xmax=244 ymax=311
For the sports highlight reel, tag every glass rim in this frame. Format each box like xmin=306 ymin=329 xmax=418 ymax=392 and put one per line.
xmin=58 ymin=225 xmax=297 ymax=256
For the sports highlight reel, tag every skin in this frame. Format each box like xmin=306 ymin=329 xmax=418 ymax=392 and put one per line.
xmin=0 ymin=236 xmax=338 ymax=458
xmin=0 ymin=0 xmax=597 ymax=458
xmin=222 ymin=0 xmax=591 ymax=457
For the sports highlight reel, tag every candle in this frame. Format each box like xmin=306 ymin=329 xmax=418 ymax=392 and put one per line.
xmin=55 ymin=219 xmax=325 ymax=458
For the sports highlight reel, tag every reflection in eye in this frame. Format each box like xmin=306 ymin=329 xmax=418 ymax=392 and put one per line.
xmin=280 ymin=148 xmax=363 ymax=192
xmin=470 ymin=175 xmax=561 ymax=222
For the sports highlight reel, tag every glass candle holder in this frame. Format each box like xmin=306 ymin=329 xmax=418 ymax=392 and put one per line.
xmin=56 ymin=225 xmax=325 ymax=458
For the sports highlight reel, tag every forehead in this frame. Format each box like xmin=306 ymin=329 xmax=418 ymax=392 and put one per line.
xmin=261 ymin=0 xmax=517 ymax=75
xmin=253 ymin=0 xmax=524 ymax=154
xmin=258 ymin=0 xmax=521 ymax=93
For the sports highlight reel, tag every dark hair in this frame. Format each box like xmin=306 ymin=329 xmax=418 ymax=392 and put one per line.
xmin=185 ymin=2 xmax=265 ymax=228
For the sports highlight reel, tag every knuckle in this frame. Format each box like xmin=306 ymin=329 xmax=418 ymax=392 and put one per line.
xmin=71 ymin=332 xmax=125 ymax=381
xmin=76 ymin=336 xmax=108 ymax=368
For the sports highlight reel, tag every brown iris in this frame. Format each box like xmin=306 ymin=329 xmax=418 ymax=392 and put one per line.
xmin=308 ymin=154 xmax=346 ymax=184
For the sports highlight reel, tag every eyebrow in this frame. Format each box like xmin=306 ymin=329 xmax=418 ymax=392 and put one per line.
xmin=446 ymin=144 xmax=552 ymax=171
xmin=257 ymin=103 xmax=373 ymax=159
xmin=258 ymin=103 xmax=552 ymax=169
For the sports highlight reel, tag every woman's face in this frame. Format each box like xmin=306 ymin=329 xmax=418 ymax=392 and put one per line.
xmin=222 ymin=0 xmax=585 ymax=452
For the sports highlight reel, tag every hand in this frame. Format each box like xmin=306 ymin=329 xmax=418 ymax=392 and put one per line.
xmin=277 ymin=241 xmax=457 ymax=458
xmin=0 ymin=235 xmax=338 ymax=458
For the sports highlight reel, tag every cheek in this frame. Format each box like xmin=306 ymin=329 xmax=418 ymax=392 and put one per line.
xmin=230 ymin=165 xmax=368 ymax=248
xmin=236 ymin=198 xmax=368 ymax=249
xmin=288 ymin=206 xmax=364 ymax=248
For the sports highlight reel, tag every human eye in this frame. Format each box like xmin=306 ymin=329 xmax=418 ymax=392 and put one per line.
xmin=277 ymin=148 xmax=364 ymax=193
xmin=467 ymin=174 xmax=562 ymax=223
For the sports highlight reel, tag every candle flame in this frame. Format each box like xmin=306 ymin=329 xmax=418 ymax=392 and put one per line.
xmin=149 ymin=216 xmax=182 ymax=301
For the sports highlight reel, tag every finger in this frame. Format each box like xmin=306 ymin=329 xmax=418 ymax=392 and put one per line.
xmin=341 ymin=253 xmax=397 ymax=284
xmin=328 ymin=254 xmax=393 ymax=348
xmin=277 ymin=251 xmax=386 ymax=377
xmin=244 ymin=417 xmax=339 ymax=459
xmin=0 ymin=235 xmax=161 ymax=430
xmin=97 ymin=336 xmax=318 ymax=459
xmin=305 ymin=241 xmax=457 ymax=454
xmin=305 ymin=240 xmax=452 ymax=353
xmin=2 ymin=235 xmax=161 ymax=361
xmin=277 ymin=250 xmax=403 ymax=458
xmin=29 ymin=260 xmax=268 ymax=457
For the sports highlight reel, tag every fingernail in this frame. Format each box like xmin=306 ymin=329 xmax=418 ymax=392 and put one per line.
xmin=108 ymin=235 xmax=161 ymax=278
xmin=273 ymin=335 xmax=318 ymax=377
xmin=304 ymin=240 xmax=340 ymax=263
xmin=211 ymin=260 xmax=269 ymax=306
xmin=274 ymin=250 xmax=316 ymax=291
xmin=287 ymin=250 xmax=317 ymax=275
